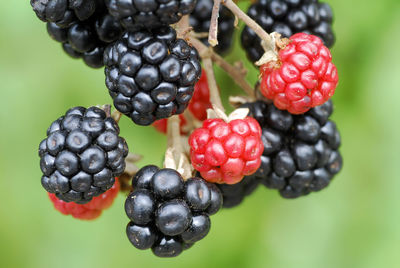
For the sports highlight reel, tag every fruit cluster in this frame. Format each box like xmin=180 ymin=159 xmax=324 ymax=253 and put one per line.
xmin=33 ymin=0 xmax=343 ymax=258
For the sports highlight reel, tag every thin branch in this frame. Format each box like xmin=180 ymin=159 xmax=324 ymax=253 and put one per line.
xmin=165 ymin=116 xmax=193 ymax=179
xmin=208 ymin=0 xmax=222 ymax=47
xmin=203 ymin=55 xmax=225 ymax=113
xmin=222 ymin=0 xmax=276 ymax=53
xmin=190 ymin=37 xmax=255 ymax=99
xmin=167 ymin=115 xmax=183 ymax=154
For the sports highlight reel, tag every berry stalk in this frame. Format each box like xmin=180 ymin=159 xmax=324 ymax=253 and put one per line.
xmin=221 ymin=0 xmax=276 ymax=55
xmin=208 ymin=0 xmax=223 ymax=46
xmin=190 ymin=37 xmax=254 ymax=98
xmin=203 ymin=56 xmax=225 ymax=113
xmin=176 ymin=15 xmax=254 ymax=99
xmin=165 ymin=116 xmax=193 ymax=180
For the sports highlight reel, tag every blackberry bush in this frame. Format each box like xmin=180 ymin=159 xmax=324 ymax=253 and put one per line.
xmin=105 ymin=0 xmax=197 ymax=31
xmin=104 ymin=26 xmax=202 ymax=126
xmin=31 ymin=0 xmax=123 ymax=68
xmin=241 ymin=99 xmax=342 ymax=198
xmin=39 ymin=106 xmax=129 ymax=204
xmin=241 ymin=0 xmax=335 ymax=63
xmin=125 ymin=166 xmax=222 ymax=257
xmin=189 ymin=0 xmax=235 ymax=54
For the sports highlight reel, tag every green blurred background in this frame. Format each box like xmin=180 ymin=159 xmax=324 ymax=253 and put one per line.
xmin=1 ymin=1 xmax=399 ymax=267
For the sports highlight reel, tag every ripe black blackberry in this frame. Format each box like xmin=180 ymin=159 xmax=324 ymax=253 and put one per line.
xmin=241 ymin=0 xmax=335 ymax=64
xmin=104 ymin=26 xmax=202 ymax=126
xmin=105 ymin=0 xmax=197 ymax=31
xmin=125 ymin=165 xmax=222 ymax=257
xmin=39 ymin=106 xmax=129 ymax=204
xmin=31 ymin=0 xmax=103 ymax=25
xmin=189 ymin=0 xmax=235 ymax=54
xmin=217 ymin=176 xmax=262 ymax=208
xmin=31 ymin=0 xmax=123 ymax=68
xmin=240 ymin=99 xmax=342 ymax=198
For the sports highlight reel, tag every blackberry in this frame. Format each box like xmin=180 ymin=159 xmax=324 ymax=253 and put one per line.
xmin=31 ymin=0 xmax=123 ymax=68
xmin=240 ymin=99 xmax=342 ymax=198
xmin=104 ymin=26 xmax=202 ymax=126
xmin=189 ymin=0 xmax=235 ymax=54
xmin=217 ymin=176 xmax=261 ymax=208
xmin=39 ymin=106 xmax=129 ymax=204
xmin=125 ymin=166 xmax=222 ymax=257
xmin=241 ymin=0 xmax=335 ymax=64
xmin=105 ymin=0 xmax=197 ymax=31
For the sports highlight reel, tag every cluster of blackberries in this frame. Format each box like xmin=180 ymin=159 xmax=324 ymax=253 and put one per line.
xmin=32 ymin=0 xmax=343 ymax=259
xmin=125 ymin=166 xmax=222 ymax=257
xmin=189 ymin=0 xmax=235 ymax=54
xmin=241 ymin=0 xmax=335 ymax=63
xmin=31 ymin=0 xmax=123 ymax=68
xmin=39 ymin=106 xmax=129 ymax=204
xmin=104 ymin=27 xmax=201 ymax=126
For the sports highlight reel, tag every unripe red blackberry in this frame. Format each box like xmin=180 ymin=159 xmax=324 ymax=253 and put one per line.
xmin=189 ymin=117 xmax=264 ymax=185
xmin=240 ymin=99 xmax=342 ymax=198
xmin=104 ymin=26 xmax=202 ymax=126
xmin=241 ymin=0 xmax=335 ymax=64
xmin=260 ymin=33 xmax=338 ymax=114
xmin=31 ymin=0 xmax=123 ymax=68
xmin=188 ymin=71 xmax=212 ymax=121
xmin=125 ymin=165 xmax=222 ymax=257
xmin=105 ymin=0 xmax=197 ymax=31
xmin=39 ymin=106 xmax=129 ymax=204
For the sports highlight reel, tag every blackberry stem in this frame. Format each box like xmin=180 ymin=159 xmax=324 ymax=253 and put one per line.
xmin=208 ymin=0 xmax=222 ymax=46
xmin=189 ymin=37 xmax=255 ymax=99
xmin=221 ymin=0 xmax=277 ymax=56
xmin=177 ymin=15 xmax=254 ymax=99
xmin=102 ymin=104 xmax=112 ymax=117
xmin=120 ymin=153 xmax=142 ymax=193
xmin=102 ymin=104 xmax=123 ymax=124
xmin=167 ymin=115 xmax=183 ymax=153
xmin=111 ymin=110 xmax=122 ymax=124
xmin=165 ymin=115 xmax=193 ymax=180
xmin=203 ymin=56 xmax=225 ymax=113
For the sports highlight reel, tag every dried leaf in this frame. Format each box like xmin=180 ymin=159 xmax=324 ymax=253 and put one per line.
xmin=228 ymin=108 xmax=250 ymax=121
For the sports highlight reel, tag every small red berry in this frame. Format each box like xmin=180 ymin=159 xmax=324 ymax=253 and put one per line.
xmin=48 ymin=178 xmax=120 ymax=220
xmin=189 ymin=118 xmax=264 ymax=184
xmin=260 ymin=33 xmax=338 ymax=114
xmin=188 ymin=71 xmax=212 ymax=121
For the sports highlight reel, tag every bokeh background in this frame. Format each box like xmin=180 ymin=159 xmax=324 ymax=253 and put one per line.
xmin=1 ymin=1 xmax=399 ymax=267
